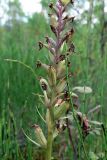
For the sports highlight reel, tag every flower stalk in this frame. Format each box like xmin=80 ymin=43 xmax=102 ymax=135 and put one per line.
xmin=26 ymin=0 xmax=101 ymax=159
xmin=46 ymin=108 xmax=54 ymax=160
xmin=37 ymin=0 xmax=76 ymax=159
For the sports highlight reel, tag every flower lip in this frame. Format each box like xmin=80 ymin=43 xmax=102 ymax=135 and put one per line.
xmin=42 ymin=83 xmax=47 ymax=91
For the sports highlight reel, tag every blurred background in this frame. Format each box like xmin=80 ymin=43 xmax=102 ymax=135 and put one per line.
xmin=0 ymin=0 xmax=107 ymax=159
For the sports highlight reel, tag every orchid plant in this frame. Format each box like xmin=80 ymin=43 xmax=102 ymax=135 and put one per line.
xmin=25 ymin=0 xmax=103 ymax=159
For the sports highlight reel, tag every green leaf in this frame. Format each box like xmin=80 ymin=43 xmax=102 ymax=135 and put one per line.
xmin=22 ymin=129 xmax=41 ymax=147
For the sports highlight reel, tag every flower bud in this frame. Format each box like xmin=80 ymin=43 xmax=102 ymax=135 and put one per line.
xmin=37 ymin=63 xmax=56 ymax=86
xmin=60 ymin=0 xmax=74 ymax=6
xmin=56 ymin=77 xmax=66 ymax=93
xmin=49 ymin=3 xmax=58 ymax=16
xmin=41 ymin=63 xmax=49 ymax=71
xmin=50 ymin=14 xmax=58 ymax=28
xmin=37 ymin=60 xmax=49 ymax=71
xmin=56 ymin=119 xmax=67 ymax=132
xmin=45 ymin=36 xmax=56 ymax=48
xmin=50 ymin=25 xmax=57 ymax=37
xmin=57 ymin=60 xmax=66 ymax=78
xmin=40 ymin=78 xmax=50 ymax=106
xmin=48 ymin=66 xmax=57 ymax=86
xmin=40 ymin=78 xmax=50 ymax=92
xmin=44 ymin=90 xmax=50 ymax=106
xmin=32 ymin=125 xmax=47 ymax=148
xmin=54 ymin=101 xmax=69 ymax=119
xmin=62 ymin=28 xmax=74 ymax=44
xmin=49 ymin=2 xmax=54 ymax=9
xmin=38 ymin=41 xmax=43 ymax=50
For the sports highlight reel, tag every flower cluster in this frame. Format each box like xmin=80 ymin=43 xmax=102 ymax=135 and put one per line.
xmin=35 ymin=0 xmax=90 ymax=151
xmin=28 ymin=0 xmax=101 ymax=159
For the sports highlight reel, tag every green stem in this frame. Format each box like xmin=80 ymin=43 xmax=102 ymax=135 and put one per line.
xmin=46 ymin=108 xmax=54 ymax=160
xmin=46 ymin=130 xmax=53 ymax=160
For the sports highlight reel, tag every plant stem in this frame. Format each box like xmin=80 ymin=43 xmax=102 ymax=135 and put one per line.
xmin=46 ymin=108 xmax=54 ymax=160
xmin=46 ymin=129 xmax=53 ymax=160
